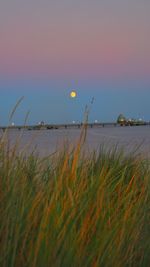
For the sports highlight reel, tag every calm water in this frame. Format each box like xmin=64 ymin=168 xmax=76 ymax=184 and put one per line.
xmin=1 ymin=126 xmax=150 ymax=157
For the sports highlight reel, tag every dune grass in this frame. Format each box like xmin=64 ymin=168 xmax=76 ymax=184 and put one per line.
xmin=0 ymin=127 xmax=150 ymax=267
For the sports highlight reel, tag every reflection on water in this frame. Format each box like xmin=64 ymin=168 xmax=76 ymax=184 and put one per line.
xmin=1 ymin=126 xmax=150 ymax=157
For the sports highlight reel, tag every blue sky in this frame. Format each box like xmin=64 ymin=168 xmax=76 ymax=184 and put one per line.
xmin=0 ymin=77 xmax=149 ymax=125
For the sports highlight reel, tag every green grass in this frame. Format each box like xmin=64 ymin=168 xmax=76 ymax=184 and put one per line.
xmin=0 ymin=128 xmax=150 ymax=267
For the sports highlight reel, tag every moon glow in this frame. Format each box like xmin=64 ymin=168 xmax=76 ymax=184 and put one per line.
xmin=70 ymin=91 xmax=77 ymax=98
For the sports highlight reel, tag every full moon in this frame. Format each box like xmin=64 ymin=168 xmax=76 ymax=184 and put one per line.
xmin=70 ymin=91 xmax=77 ymax=98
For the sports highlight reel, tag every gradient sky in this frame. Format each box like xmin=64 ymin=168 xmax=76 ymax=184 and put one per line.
xmin=0 ymin=0 xmax=150 ymax=125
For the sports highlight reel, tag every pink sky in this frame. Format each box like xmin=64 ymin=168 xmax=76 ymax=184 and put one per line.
xmin=0 ymin=0 xmax=150 ymax=80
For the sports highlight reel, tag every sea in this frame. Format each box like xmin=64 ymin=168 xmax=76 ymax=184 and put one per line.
xmin=1 ymin=126 xmax=150 ymax=158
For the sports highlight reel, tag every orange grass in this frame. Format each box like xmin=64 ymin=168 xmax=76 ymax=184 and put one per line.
xmin=0 ymin=126 xmax=150 ymax=267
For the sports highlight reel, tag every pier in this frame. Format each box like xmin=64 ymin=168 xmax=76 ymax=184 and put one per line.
xmin=0 ymin=122 xmax=149 ymax=131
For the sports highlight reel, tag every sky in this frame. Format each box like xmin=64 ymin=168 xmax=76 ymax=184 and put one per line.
xmin=0 ymin=0 xmax=150 ymax=125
